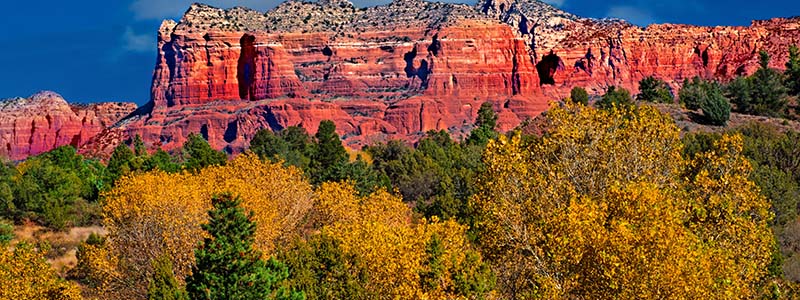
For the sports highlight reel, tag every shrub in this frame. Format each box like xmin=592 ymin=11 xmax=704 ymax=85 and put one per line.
xmin=638 ymin=76 xmax=673 ymax=103
xmin=680 ymin=77 xmax=731 ymax=125
xmin=701 ymin=84 xmax=731 ymax=126
xmin=570 ymin=87 xmax=589 ymax=105
xmin=727 ymin=51 xmax=788 ymax=117
xmin=596 ymin=86 xmax=633 ymax=109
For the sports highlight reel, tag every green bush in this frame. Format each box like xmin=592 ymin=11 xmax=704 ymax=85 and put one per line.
xmin=596 ymin=86 xmax=633 ymax=110
xmin=570 ymin=87 xmax=589 ymax=105
xmin=727 ymin=51 xmax=788 ymax=117
xmin=637 ymin=76 xmax=673 ymax=103
xmin=700 ymin=85 xmax=731 ymax=126
xmin=679 ymin=77 xmax=730 ymax=125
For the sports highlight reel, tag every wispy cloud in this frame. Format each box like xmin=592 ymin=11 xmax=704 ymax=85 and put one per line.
xmin=606 ymin=5 xmax=658 ymax=26
xmin=121 ymin=26 xmax=154 ymax=53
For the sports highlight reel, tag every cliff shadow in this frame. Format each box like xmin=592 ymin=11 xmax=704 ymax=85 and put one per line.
xmin=238 ymin=34 xmax=257 ymax=100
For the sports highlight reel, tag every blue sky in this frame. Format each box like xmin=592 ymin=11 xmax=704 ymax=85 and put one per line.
xmin=0 ymin=0 xmax=798 ymax=105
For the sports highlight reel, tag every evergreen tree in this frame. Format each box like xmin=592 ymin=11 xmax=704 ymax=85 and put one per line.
xmin=569 ymin=87 xmax=589 ymax=105
xmin=700 ymin=84 xmax=731 ymax=126
xmin=596 ymin=86 xmax=634 ymax=110
xmin=134 ymin=135 xmax=147 ymax=157
xmin=637 ymin=76 xmax=673 ymax=103
xmin=467 ymin=102 xmax=499 ymax=145
xmin=786 ymin=44 xmax=800 ymax=96
xmin=148 ymin=255 xmax=188 ymax=300
xmin=279 ymin=234 xmax=370 ymax=300
xmin=680 ymin=77 xmax=730 ymax=125
xmin=144 ymin=149 xmax=181 ymax=173
xmin=312 ymin=121 xmax=348 ymax=183
xmin=182 ymin=133 xmax=227 ymax=172
xmin=250 ymin=129 xmax=291 ymax=162
xmin=730 ymin=50 xmax=788 ymax=116
xmin=108 ymin=143 xmax=135 ymax=179
xmin=185 ymin=193 xmax=303 ymax=300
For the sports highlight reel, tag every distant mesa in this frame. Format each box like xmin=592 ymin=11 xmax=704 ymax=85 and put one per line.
xmin=3 ymin=0 xmax=800 ymax=160
xmin=0 ymin=91 xmax=136 ymax=161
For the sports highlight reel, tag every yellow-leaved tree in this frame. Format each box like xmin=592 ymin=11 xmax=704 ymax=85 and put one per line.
xmin=0 ymin=243 xmax=82 ymax=300
xmin=312 ymin=182 xmax=495 ymax=300
xmin=472 ymin=103 xmax=774 ymax=299
xmin=96 ymin=153 xmax=313 ymax=299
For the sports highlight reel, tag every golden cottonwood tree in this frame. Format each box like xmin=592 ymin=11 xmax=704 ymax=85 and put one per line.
xmin=0 ymin=243 xmax=82 ymax=300
xmin=472 ymin=103 xmax=774 ymax=299
xmin=100 ymin=153 xmax=313 ymax=299
xmin=313 ymin=182 xmax=494 ymax=300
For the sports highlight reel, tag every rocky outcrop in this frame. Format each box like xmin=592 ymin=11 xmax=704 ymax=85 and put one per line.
xmin=7 ymin=0 xmax=800 ymax=159
xmin=0 ymin=92 xmax=136 ymax=161
xmin=130 ymin=0 xmax=800 ymax=155
xmin=133 ymin=0 xmax=548 ymax=153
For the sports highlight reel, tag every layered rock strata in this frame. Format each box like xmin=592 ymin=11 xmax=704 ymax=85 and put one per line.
xmin=6 ymin=0 xmax=800 ymax=159
xmin=0 ymin=91 xmax=136 ymax=160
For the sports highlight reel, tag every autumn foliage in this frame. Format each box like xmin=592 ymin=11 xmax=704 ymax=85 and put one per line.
xmin=472 ymin=103 xmax=774 ymax=299
xmin=99 ymin=153 xmax=313 ymax=298
xmin=0 ymin=243 xmax=82 ymax=300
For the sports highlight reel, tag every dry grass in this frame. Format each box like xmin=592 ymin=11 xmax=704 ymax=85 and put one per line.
xmin=11 ymin=222 xmax=106 ymax=274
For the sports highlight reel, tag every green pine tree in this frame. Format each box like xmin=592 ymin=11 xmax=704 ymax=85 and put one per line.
xmin=740 ymin=50 xmax=789 ymax=117
xmin=467 ymin=102 xmax=499 ymax=145
xmin=786 ymin=44 xmax=800 ymax=96
xmin=637 ymin=76 xmax=673 ymax=103
xmin=107 ymin=143 xmax=135 ymax=180
xmin=312 ymin=121 xmax=348 ymax=183
xmin=182 ymin=133 xmax=227 ymax=172
xmin=148 ymin=254 xmax=188 ymax=300
xmin=185 ymin=193 xmax=304 ymax=300
xmin=134 ymin=135 xmax=147 ymax=157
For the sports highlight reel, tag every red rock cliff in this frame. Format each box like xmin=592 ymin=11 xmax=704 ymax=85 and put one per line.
xmin=43 ymin=0 xmax=800 ymax=157
xmin=0 ymin=91 xmax=137 ymax=161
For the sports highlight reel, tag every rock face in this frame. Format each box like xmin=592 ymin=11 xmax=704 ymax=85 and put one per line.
xmin=0 ymin=92 xmax=137 ymax=161
xmin=7 ymin=0 xmax=800 ymax=159
xmin=126 ymin=0 xmax=800 ymax=154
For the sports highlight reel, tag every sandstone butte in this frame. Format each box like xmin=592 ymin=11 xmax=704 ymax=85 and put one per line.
xmin=0 ymin=92 xmax=137 ymax=161
xmin=2 ymin=0 xmax=800 ymax=160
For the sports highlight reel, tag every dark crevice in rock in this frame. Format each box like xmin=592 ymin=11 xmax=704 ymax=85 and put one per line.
xmin=223 ymin=121 xmax=238 ymax=143
xmin=536 ymin=51 xmax=562 ymax=85
xmin=519 ymin=15 xmax=530 ymax=35
xmin=512 ymin=47 xmax=521 ymax=94
xmin=380 ymin=45 xmax=395 ymax=53
xmin=418 ymin=59 xmax=431 ymax=89
xmin=403 ymin=47 xmax=418 ymax=78
xmin=69 ymin=134 xmax=81 ymax=148
xmin=322 ymin=45 xmax=333 ymax=56
xmin=574 ymin=48 xmax=595 ymax=75
xmin=694 ymin=46 xmax=710 ymax=68
xmin=428 ymin=34 xmax=441 ymax=56
xmin=263 ymin=107 xmax=284 ymax=132
xmin=28 ymin=120 xmax=35 ymax=146
xmin=237 ymin=34 xmax=257 ymax=100
xmin=200 ymin=124 xmax=210 ymax=140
